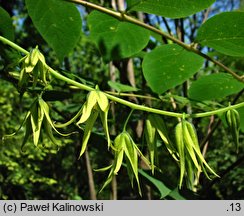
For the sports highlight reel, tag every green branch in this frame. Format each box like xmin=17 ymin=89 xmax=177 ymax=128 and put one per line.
xmin=0 ymin=36 xmax=29 ymax=55
xmin=0 ymin=35 xmax=243 ymax=119
xmin=66 ymin=0 xmax=243 ymax=83
xmin=191 ymin=102 xmax=244 ymax=118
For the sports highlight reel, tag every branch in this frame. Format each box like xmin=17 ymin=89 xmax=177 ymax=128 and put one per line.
xmin=0 ymin=35 xmax=243 ymax=119
xmin=66 ymin=0 xmax=244 ymax=83
xmin=0 ymin=36 xmax=29 ymax=55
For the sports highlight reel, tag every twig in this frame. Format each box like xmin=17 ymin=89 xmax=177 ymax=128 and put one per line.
xmin=66 ymin=0 xmax=244 ymax=82
xmin=0 ymin=36 xmax=244 ymax=119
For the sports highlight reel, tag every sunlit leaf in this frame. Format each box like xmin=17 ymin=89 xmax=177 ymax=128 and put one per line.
xmin=127 ymin=0 xmax=215 ymax=18
xmin=87 ymin=10 xmax=150 ymax=61
xmin=143 ymin=44 xmax=204 ymax=94
xmin=189 ymin=73 xmax=244 ymax=101
xmin=196 ymin=12 xmax=244 ymax=56
xmin=25 ymin=0 xmax=82 ymax=61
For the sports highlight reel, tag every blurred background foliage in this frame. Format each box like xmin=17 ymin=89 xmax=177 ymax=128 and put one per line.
xmin=0 ymin=0 xmax=243 ymax=199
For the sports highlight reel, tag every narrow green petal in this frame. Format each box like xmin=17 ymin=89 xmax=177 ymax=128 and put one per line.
xmin=39 ymin=98 xmax=73 ymax=136
xmin=79 ymin=110 xmax=98 ymax=158
xmin=114 ymin=134 xmax=125 ymax=174
xmin=99 ymin=106 xmax=111 ymax=148
xmin=30 ymin=101 xmax=44 ymax=146
xmin=175 ymin=122 xmax=185 ymax=188
xmin=96 ymin=91 xmax=109 ymax=112
xmin=77 ymin=91 xmax=97 ymax=124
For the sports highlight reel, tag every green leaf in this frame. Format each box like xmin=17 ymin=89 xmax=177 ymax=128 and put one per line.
xmin=138 ymin=169 xmax=171 ymax=199
xmin=127 ymin=0 xmax=215 ymax=18
xmin=196 ymin=12 xmax=244 ymax=57
xmin=189 ymin=73 xmax=244 ymax=101
xmin=87 ymin=10 xmax=150 ymax=61
xmin=160 ymin=94 xmax=190 ymax=106
xmin=25 ymin=0 xmax=82 ymax=62
xmin=142 ymin=44 xmax=204 ymax=94
xmin=167 ymin=188 xmax=186 ymax=200
xmin=0 ymin=7 xmax=14 ymax=41
xmin=108 ymin=81 xmax=139 ymax=93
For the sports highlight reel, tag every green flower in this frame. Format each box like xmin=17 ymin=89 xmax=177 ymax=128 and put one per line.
xmin=18 ymin=47 xmax=49 ymax=93
xmin=77 ymin=89 xmax=111 ymax=158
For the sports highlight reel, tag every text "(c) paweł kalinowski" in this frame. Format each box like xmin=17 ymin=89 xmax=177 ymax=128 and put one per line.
xmin=20 ymin=202 xmax=104 ymax=212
